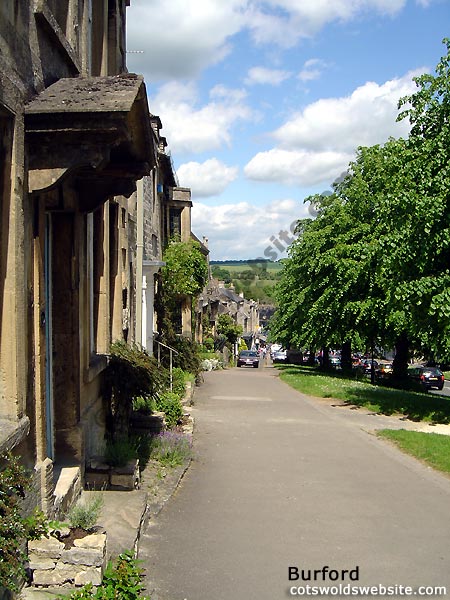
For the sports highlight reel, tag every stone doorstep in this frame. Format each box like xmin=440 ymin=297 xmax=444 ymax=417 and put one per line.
xmin=53 ymin=467 xmax=82 ymax=519
xmin=85 ymin=459 xmax=140 ymax=491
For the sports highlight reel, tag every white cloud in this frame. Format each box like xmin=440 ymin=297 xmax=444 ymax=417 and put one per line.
xmin=127 ymin=0 xmax=412 ymax=81
xmin=245 ymin=66 xmax=292 ymax=86
xmin=244 ymin=70 xmax=421 ymax=187
xmin=244 ymin=149 xmax=353 ymax=187
xmin=126 ymin=0 xmax=246 ymax=81
xmin=150 ymin=82 xmax=254 ymax=154
xmin=177 ymin=159 xmax=239 ymax=198
xmin=274 ymin=70 xmax=420 ymax=153
xmin=298 ymin=58 xmax=328 ymax=82
xmin=245 ymin=0 xmax=407 ymax=48
xmin=192 ymin=198 xmax=310 ymax=260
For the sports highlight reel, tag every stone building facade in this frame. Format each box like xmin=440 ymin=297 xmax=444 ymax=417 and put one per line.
xmin=197 ymin=280 xmax=260 ymax=347
xmin=0 ymin=0 xmax=155 ymax=516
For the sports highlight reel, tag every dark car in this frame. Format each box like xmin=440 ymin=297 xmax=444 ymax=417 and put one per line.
xmin=237 ymin=350 xmax=260 ymax=368
xmin=407 ymin=366 xmax=445 ymax=391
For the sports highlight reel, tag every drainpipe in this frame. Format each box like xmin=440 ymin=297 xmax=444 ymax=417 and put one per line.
xmin=135 ymin=179 xmax=144 ymax=346
xmin=143 ymin=261 xmax=165 ymax=355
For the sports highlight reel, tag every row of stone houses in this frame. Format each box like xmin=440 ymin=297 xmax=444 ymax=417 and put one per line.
xmin=0 ymin=0 xmax=208 ymax=517
xmin=0 ymin=0 xmax=262 ymax=522
xmin=196 ymin=280 xmax=260 ymax=348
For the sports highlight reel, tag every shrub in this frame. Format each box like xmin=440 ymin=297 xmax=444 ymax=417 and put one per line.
xmin=154 ymin=391 xmax=183 ymax=428
xmin=104 ymin=438 xmax=138 ymax=468
xmin=131 ymin=395 xmax=155 ymax=413
xmin=150 ymin=431 xmax=193 ymax=468
xmin=203 ymin=337 xmax=214 ymax=351
xmin=171 ymin=367 xmax=187 ymax=399
xmin=68 ymin=494 xmax=103 ymax=531
xmin=0 ymin=453 xmax=48 ymax=592
xmin=104 ymin=341 xmax=167 ymax=439
xmin=67 ymin=551 xmax=149 ymax=599
xmin=158 ymin=335 xmax=202 ymax=376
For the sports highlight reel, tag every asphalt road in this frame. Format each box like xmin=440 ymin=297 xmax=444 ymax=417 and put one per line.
xmin=430 ymin=379 xmax=450 ymax=397
xmin=139 ymin=364 xmax=450 ymax=600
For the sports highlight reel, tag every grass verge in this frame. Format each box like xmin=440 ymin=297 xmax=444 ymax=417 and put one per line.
xmin=276 ymin=364 xmax=450 ymax=424
xmin=377 ymin=429 xmax=450 ymax=475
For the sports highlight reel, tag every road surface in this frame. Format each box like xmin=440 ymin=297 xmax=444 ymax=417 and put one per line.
xmin=139 ymin=364 xmax=450 ymax=600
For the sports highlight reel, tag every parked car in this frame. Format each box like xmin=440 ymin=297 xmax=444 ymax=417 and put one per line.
xmin=375 ymin=362 xmax=394 ymax=380
xmin=329 ymin=356 xmax=341 ymax=369
xmin=362 ymin=359 xmax=379 ymax=375
xmin=270 ymin=344 xmax=282 ymax=359
xmin=237 ymin=350 xmax=260 ymax=368
xmin=272 ymin=349 xmax=288 ymax=363
xmin=407 ymin=366 xmax=445 ymax=391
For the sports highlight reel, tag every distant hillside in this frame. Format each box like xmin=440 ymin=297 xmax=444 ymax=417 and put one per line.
xmin=210 ymin=260 xmax=283 ymax=273
xmin=210 ymin=260 xmax=283 ymax=304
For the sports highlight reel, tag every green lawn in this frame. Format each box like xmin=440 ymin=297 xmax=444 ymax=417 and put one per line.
xmin=276 ymin=364 xmax=450 ymax=424
xmin=377 ymin=429 xmax=450 ymax=475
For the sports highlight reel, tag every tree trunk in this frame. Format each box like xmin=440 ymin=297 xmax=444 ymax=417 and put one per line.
xmin=307 ymin=348 xmax=316 ymax=366
xmin=392 ymin=332 xmax=409 ymax=385
xmin=341 ymin=341 xmax=352 ymax=373
xmin=321 ymin=347 xmax=330 ymax=370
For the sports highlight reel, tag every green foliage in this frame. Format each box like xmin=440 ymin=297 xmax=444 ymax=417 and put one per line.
xmin=216 ymin=314 xmax=243 ymax=345
xmin=277 ymin=364 xmax=450 ymax=424
xmin=68 ymin=494 xmax=103 ymax=531
xmin=238 ymin=339 xmax=248 ymax=352
xmin=203 ymin=337 xmax=214 ymax=351
xmin=154 ymin=391 xmax=184 ymax=429
xmin=131 ymin=395 xmax=155 ymax=414
xmin=158 ymin=335 xmax=202 ymax=376
xmin=377 ymin=430 xmax=450 ymax=475
xmin=162 ymin=239 xmax=208 ymax=298
xmin=105 ymin=341 xmax=166 ymax=439
xmin=271 ymin=40 xmax=450 ymax=375
xmin=104 ymin=439 xmax=138 ymax=468
xmin=67 ymin=551 xmax=149 ymax=599
xmin=171 ymin=367 xmax=187 ymax=399
xmin=211 ymin=266 xmax=232 ymax=282
xmin=0 ymin=453 xmax=48 ymax=591
xmin=150 ymin=431 xmax=193 ymax=468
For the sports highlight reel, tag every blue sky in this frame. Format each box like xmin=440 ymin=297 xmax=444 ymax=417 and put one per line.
xmin=126 ymin=0 xmax=450 ymax=261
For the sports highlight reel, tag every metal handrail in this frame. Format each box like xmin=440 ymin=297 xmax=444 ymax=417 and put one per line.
xmin=154 ymin=340 xmax=179 ymax=391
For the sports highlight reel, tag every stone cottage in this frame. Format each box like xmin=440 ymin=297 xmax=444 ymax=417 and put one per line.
xmin=0 ymin=0 xmax=155 ymax=516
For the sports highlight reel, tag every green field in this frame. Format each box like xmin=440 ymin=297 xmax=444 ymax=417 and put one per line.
xmin=210 ymin=260 xmax=284 ymax=274
xmin=210 ymin=261 xmax=282 ymax=303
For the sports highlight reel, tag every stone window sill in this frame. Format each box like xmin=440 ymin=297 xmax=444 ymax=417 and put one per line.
xmin=0 ymin=416 xmax=30 ymax=454
xmin=84 ymin=354 xmax=108 ymax=383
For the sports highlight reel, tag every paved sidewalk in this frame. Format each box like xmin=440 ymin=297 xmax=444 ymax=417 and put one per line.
xmin=139 ymin=366 xmax=450 ymax=600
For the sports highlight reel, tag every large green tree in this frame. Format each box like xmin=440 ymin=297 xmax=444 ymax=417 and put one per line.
xmin=272 ymin=39 xmax=450 ymax=377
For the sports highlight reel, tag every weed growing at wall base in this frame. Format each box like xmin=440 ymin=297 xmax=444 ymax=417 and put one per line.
xmin=150 ymin=431 xmax=193 ymax=468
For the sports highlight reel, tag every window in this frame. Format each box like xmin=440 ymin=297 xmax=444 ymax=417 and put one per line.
xmin=169 ymin=207 xmax=182 ymax=239
xmin=151 ymin=234 xmax=158 ymax=258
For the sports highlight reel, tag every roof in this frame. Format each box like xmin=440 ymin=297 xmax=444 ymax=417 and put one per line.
xmin=25 ymin=74 xmax=147 ymax=114
xmin=24 ymin=75 xmax=154 ymax=208
xmin=219 ymin=287 xmax=243 ymax=304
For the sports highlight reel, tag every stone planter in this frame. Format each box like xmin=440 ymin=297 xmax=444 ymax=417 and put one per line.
xmin=28 ymin=529 xmax=107 ymax=587
xmin=85 ymin=458 xmax=140 ymax=491
xmin=130 ymin=410 xmax=166 ymax=434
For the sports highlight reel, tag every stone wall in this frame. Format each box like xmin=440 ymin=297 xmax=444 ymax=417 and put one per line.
xmin=28 ymin=530 xmax=107 ymax=588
